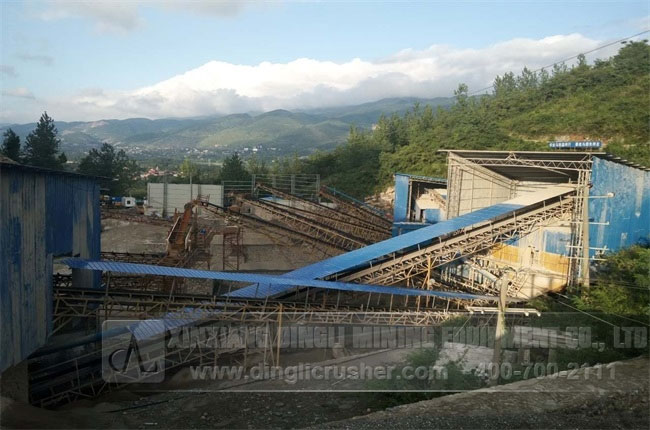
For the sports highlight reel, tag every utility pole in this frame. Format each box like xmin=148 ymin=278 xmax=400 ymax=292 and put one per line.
xmin=162 ymin=173 xmax=168 ymax=218
xmin=489 ymin=277 xmax=508 ymax=387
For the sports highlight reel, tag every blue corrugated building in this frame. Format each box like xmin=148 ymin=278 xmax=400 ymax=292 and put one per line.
xmin=393 ymin=173 xmax=447 ymax=232
xmin=589 ymin=155 xmax=650 ymax=254
xmin=394 ymin=153 xmax=650 ymax=254
xmin=1 ymin=158 xmax=101 ymax=374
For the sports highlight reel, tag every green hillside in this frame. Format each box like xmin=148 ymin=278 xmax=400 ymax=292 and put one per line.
xmin=289 ymin=41 xmax=650 ymax=198
xmin=0 ymin=97 xmax=454 ymax=159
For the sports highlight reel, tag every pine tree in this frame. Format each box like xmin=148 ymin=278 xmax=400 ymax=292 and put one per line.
xmin=23 ymin=112 xmax=66 ymax=169
xmin=1 ymin=128 xmax=21 ymax=162
xmin=219 ymin=153 xmax=250 ymax=182
xmin=78 ymin=143 xmax=139 ymax=195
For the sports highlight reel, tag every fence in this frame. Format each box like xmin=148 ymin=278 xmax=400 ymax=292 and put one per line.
xmin=222 ymin=174 xmax=321 ymax=201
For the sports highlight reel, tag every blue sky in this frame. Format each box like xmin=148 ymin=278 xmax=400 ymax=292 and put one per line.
xmin=1 ymin=1 xmax=648 ymax=122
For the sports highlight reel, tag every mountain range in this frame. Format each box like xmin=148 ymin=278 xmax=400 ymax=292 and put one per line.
xmin=0 ymin=97 xmax=454 ymax=160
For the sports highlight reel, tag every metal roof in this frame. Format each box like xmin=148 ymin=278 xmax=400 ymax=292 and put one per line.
xmin=0 ymin=159 xmax=106 ymax=180
xmin=595 ymin=153 xmax=650 ymax=172
xmin=440 ymin=150 xmax=650 ymax=179
xmin=440 ymin=150 xmax=599 ymax=182
xmin=64 ymin=258 xmax=501 ymax=302
xmin=439 ymin=150 xmax=605 ymax=158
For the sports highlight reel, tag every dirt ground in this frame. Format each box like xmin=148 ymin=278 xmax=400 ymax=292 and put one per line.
xmin=2 ymin=354 xmax=648 ymax=429
xmin=318 ymin=356 xmax=650 ymax=430
xmin=100 ymin=220 xmax=325 ymax=272
xmin=101 ymin=219 xmax=169 ymax=254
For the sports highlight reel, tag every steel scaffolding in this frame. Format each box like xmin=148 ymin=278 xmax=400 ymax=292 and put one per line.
xmin=339 ymin=194 xmax=575 ymax=286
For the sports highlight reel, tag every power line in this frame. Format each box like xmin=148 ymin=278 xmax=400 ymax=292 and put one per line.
xmin=551 ymin=296 xmax=619 ymax=327
xmin=553 ymin=293 xmax=650 ymax=327
xmin=469 ymin=30 xmax=650 ymax=96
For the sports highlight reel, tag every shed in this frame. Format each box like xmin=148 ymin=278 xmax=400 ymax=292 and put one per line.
xmin=0 ymin=159 xmax=101 ymax=372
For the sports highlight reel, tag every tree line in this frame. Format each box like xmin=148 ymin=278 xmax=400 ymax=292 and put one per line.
xmin=5 ymin=41 xmax=647 ymax=199
xmin=265 ymin=41 xmax=650 ymax=198
xmin=1 ymin=112 xmax=67 ymax=168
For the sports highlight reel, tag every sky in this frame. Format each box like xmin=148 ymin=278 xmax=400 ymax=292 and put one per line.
xmin=0 ymin=1 xmax=648 ymax=123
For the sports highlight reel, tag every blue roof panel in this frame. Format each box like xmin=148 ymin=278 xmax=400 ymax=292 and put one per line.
xmin=64 ymin=258 xmax=500 ymax=301
xmin=228 ymin=202 xmax=524 ymax=298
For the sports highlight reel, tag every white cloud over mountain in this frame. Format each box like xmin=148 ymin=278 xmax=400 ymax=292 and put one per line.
xmin=10 ymin=33 xmax=622 ymax=122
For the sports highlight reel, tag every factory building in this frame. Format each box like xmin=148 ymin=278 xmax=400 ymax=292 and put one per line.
xmin=392 ymin=150 xmax=650 ymax=297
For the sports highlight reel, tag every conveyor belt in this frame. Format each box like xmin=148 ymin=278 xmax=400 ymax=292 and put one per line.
xmin=227 ymin=186 xmax=575 ymax=298
xmin=63 ymin=259 xmax=499 ymax=302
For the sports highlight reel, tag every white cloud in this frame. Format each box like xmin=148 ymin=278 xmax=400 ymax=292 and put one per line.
xmin=0 ymin=65 xmax=17 ymax=77
xmin=39 ymin=1 xmax=141 ymax=33
xmin=8 ymin=33 xmax=619 ymax=122
xmin=16 ymin=53 xmax=54 ymax=66
xmin=38 ymin=1 xmax=270 ymax=33
xmin=2 ymin=87 xmax=36 ymax=100
xmin=162 ymin=0 xmax=269 ymax=17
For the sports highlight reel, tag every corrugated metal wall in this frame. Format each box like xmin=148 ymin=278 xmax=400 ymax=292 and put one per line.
xmin=0 ymin=166 xmax=100 ymax=372
xmin=1 ymin=168 xmax=51 ymax=373
xmin=589 ymin=157 xmax=650 ymax=253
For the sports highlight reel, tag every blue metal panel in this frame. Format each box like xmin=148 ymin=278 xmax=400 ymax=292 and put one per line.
xmin=230 ymin=202 xmax=524 ymax=298
xmin=64 ymin=259 xmax=500 ymax=302
xmin=543 ymin=230 xmax=570 ymax=255
xmin=392 ymin=222 xmax=429 ymax=237
xmin=1 ymin=163 xmax=101 ymax=372
xmin=423 ymin=209 xmax=441 ymax=223
xmin=393 ymin=174 xmax=410 ymax=222
xmin=46 ymin=175 xmax=100 ymax=262
xmin=589 ymin=157 xmax=650 ymax=254
xmin=1 ymin=167 xmax=51 ymax=372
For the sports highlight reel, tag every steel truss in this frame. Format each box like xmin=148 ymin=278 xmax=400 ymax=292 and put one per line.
xmin=453 ymin=152 xmax=593 ymax=172
xmin=52 ymin=285 xmax=474 ymax=329
xmin=198 ymin=200 xmax=342 ymax=257
xmin=258 ymin=197 xmax=389 ymax=243
xmin=257 ymin=184 xmax=390 ymax=233
xmin=339 ymin=194 xmax=575 ymax=286
xmin=566 ymin=169 xmax=591 ymax=288
xmin=100 ymin=251 xmax=167 ymax=264
xmin=222 ymin=225 xmax=244 ymax=270
xmin=243 ymin=198 xmax=368 ymax=251
xmin=30 ymin=331 xmax=228 ymax=408
xmin=318 ymin=187 xmax=393 ymax=229
xmin=35 ymin=299 xmax=471 ymax=409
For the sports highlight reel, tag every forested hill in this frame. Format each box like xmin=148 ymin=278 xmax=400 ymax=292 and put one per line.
xmin=292 ymin=41 xmax=650 ymax=198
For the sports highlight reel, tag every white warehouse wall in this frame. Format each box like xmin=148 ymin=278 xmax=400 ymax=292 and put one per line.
xmin=147 ymin=183 xmax=223 ymax=216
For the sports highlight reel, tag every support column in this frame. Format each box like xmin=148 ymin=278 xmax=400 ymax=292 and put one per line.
xmin=581 ymin=181 xmax=590 ymax=288
xmin=489 ymin=278 xmax=507 ymax=387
